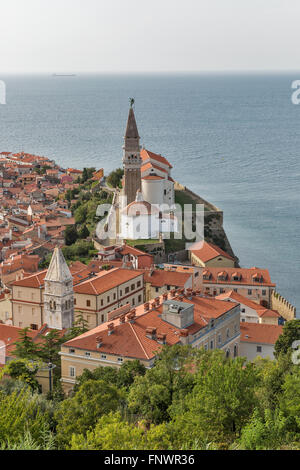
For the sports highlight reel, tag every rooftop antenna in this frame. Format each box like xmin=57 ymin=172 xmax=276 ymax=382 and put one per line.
xmin=129 ymin=97 xmax=135 ymax=108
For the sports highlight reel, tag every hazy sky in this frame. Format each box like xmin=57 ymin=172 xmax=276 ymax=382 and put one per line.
xmin=1 ymin=0 xmax=300 ymax=73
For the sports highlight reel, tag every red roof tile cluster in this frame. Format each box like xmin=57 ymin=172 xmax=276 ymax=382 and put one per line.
xmin=191 ymin=241 xmax=234 ymax=263
xmin=240 ymin=322 xmax=283 ymax=345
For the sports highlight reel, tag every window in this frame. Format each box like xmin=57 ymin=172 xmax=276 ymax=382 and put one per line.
xmin=101 ymin=354 xmax=107 ymax=359
xmin=119 ymin=290 xmax=122 ymax=297
xmin=256 ymin=346 xmax=262 ymax=353
xmin=262 ymin=290 xmax=266 ymax=296
xmin=155 ymin=287 xmax=159 ymax=293
xmin=69 ymin=348 xmax=75 ymax=354
xmin=101 ymin=314 xmax=104 ymax=323
xmin=241 ymin=308 xmax=245 ymax=313
xmin=69 ymin=366 xmax=76 ymax=378
xmin=118 ymin=357 xmax=123 ymax=363
xmin=74 ymin=298 xmax=76 ymax=305
xmin=131 ymin=284 xmax=135 ymax=291
xmin=226 ymin=328 xmax=230 ymax=339
xmin=107 ymin=296 xmax=110 ymax=303
xmin=195 ymin=272 xmax=199 ymax=277
xmin=210 ymin=340 xmax=214 ymax=350
xmin=218 ymin=334 xmax=221 ymax=344
xmin=234 ymin=345 xmax=238 ymax=357
xmin=137 ymin=281 xmax=141 ymax=288
xmin=101 ymin=299 xmax=104 ymax=306
xmin=86 ymin=300 xmax=91 ymax=307
xmin=125 ymin=287 xmax=129 ymax=294
xmin=30 ymin=324 xmax=38 ymax=330
xmin=138 ymin=295 xmax=142 ymax=303
xmin=113 ymin=293 xmax=116 ymax=300
xmin=167 ymin=285 xmax=171 ymax=290
xmin=132 ymin=298 xmax=135 ymax=306
xmin=85 ymin=352 xmax=91 ymax=358
xmin=248 ymin=289 xmax=252 ymax=295
xmin=204 ymin=344 xmax=208 ymax=351
xmin=234 ymin=288 xmax=238 ymax=292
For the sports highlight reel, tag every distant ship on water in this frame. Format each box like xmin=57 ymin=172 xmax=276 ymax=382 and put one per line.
xmin=52 ymin=74 xmax=77 ymax=77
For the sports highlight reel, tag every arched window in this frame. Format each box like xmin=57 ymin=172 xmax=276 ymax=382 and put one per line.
xmin=234 ymin=345 xmax=238 ymax=358
xmin=226 ymin=349 xmax=230 ymax=359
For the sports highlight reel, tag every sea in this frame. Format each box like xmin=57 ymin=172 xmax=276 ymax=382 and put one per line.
xmin=0 ymin=73 xmax=299 ymax=312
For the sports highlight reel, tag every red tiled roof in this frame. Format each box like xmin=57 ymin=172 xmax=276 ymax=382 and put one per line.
xmin=202 ymin=267 xmax=275 ymax=287
xmin=144 ymin=269 xmax=191 ymax=288
xmin=190 ymin=241 xmax=234 ymax=263
xmin=216 ymin=290 xmax=280 ymax=318
xmin=63 ymin=295 xmax=238 ymax=360
xmin=240 ymin=322 xmax=283 ymax=345
xmin=73 ymin=268 xmax=143 ymax=295
xmin=141 ymin=149 xmax=172 ymax=168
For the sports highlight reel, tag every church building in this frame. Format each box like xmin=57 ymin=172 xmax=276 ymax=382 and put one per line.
xmin=121 ymin=101 xmax=176 ymax=240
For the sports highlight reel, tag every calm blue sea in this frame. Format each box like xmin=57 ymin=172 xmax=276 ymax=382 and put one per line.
xmin=0 ymin=73 xmax=299 ymax=311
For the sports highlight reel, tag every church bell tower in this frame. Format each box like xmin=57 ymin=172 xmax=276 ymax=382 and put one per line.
xmin=43 ymin=247 xmax=74 ymax=330
xmin=123 ymin=99 xmax=142 ymax=205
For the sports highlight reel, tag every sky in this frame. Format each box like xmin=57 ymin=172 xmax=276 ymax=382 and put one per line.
xmin=1 ymin=0 xmax=300 ymax=73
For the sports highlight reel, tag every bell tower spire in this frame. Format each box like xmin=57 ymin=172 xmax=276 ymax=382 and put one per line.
xmin=43 ymin=247 xmax=74 ymax=330
xmin=123 ymin=99 xmax=142 ymax=205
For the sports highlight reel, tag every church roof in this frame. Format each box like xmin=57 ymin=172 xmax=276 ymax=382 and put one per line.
xmin=44 ymin=247 xmax=73 ymax=283
xmin=125 ymin=107 xmax=139 ymax=139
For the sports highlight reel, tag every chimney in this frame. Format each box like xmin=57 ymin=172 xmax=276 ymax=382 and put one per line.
xmin=127 ymin=310 xmax=136 ymax=323
xmin=146 ymin=327 xmax=157 ymax=340
xmin=144 ymin=302 xmax=150 ymax=312
xmin=107 ymin=323 xmax=114 ymax=335
xmin=96 ymin=336 xmax=103 ymax=348
xmin=155 ymin=297 xmax=160 ymax=306
xmin=156 ymin=332 xmax=167 ymax=345
xmin=162 ymin=293 xmax=168 ymax=301
xmin=179 ymin=329 xmax=189 ymax=345
xmin=119 ymin=314 xmax=126 ymax=324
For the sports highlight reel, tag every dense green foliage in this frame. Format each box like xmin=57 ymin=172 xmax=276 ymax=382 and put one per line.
xmin=106 ymin=168 xmax=124 ymax=188
xmin=1 ymin=339 xmax=300 ymax=450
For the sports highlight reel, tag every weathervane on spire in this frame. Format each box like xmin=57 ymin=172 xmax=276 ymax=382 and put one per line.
xmin=129 ymin=97 xmax=135 ymax=108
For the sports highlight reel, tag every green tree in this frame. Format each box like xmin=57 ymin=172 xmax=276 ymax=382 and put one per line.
xmin=239 ymin=408 xmax=289 ymax=450
xmin=70 ymin=412 xmax=144 ymax=450
xmin=55 ymin=379 xmax=123 ymax=449
xmin=0 ymin=388 xmax=51 ymax=445
xmin=274 ymin=319 xmax=300 ymax=359
xmin=106 ymin=168 xmax=124 ymax=188
xmin=117 ymin=360 xmax=146 ymax=389
xmin=64 ymin=225 xmax=79 ymax=246
xmin=170 ymin=352 xmax=260 ymax=447
xmin=74 ymin=366 xmax=119 ymax=392
xmin=13 ymin=328 xmax=40 ymax=360
xmin=78 ymin=224 xmax=90 ymax=239
xmin=128 ymin=345 xmax=195 ymax=424
xmin=65 ymin=314 xmax=89 ymax=342
xmin=280 ymin=367 xmax=300 ymax=432
xmin=1 ymin=359 xmax=40 ymax=392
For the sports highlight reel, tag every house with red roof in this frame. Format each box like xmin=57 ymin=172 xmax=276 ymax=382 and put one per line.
xmin=189 ymin=240 xmax=235 ymax=268
xmin=240 ymin=322 xmax=283 ymax=361
xmin=216 ymin=290 xmax=281 ymax=325
xmin=60 ymin=290 xmax=240 ymax=393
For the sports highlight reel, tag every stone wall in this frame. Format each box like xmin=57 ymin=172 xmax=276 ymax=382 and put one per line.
xmin=174 ymin=182 xmax=238 ymax=265
xmin=271 ymin=291 xmax=296 ymax=321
